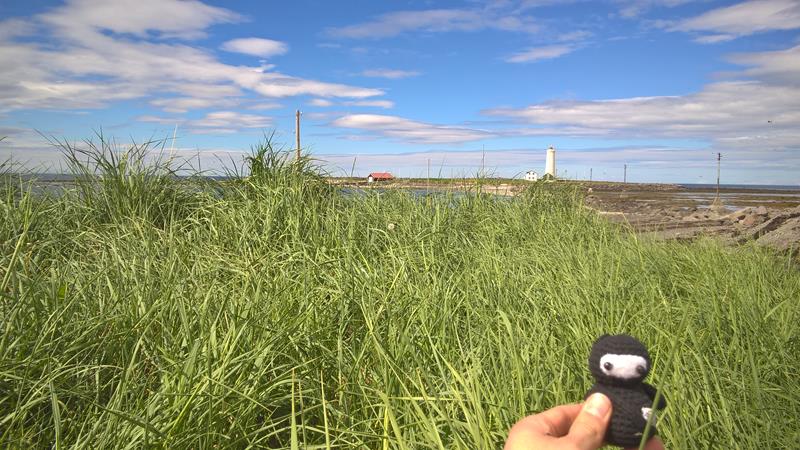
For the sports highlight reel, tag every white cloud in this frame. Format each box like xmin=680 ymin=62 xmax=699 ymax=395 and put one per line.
xmin=150 ymin=97 xmax=239 ymax=113
xmin=309 ymin=98 xmax=334 ymax=107
xmin=361 ymin=69 xmax=421 ymax=79
xmin=730 ymin=44 xmax=800 ymax=85
xmin=557 ymin=30 xmax=593 ymax=42
xmin=673 ymin=0 xmax=800 ymax=41
xmin=693 ymin=33 xmax=735 ymax=44
xmin=0 ymin=0 xmax=384 ymax=115
xmin=139 ymin=110 xmax=272 ymax=134
xmin=192 ymin=111 xmax=271 ymax=130
xmin=344 ymin=100 xmax=395 ymax=109
xmin=506 ymin=45 xmax=574 ymax=63
xmin=327 ymin=7 xmax=538 ymax=39
xmin=0 ymin=19 xmax=35 ymax=40
xmin=39 ymin=0 xmax=243 ymax=40
xmin=170 ymin=83 xmax=243 ymax=99
xmin=485 ymin=38 xmax=800 ymax=157
xmin=220 ymin=38 xmax=288 ymax=57
xmin=303 ymin=112 xmax=340 ymax=121
xmin=248 ymin=73 xmax=381 ymax=98
xmin=330 ymin=114 xmax=492 ymax=144
xmin=616 ymin=0 xmax=696 ymax=18
xmin=246 ymin=102 xmax=283 ymax=110
xmin=485 ymin=81 xmax=799 ymax=136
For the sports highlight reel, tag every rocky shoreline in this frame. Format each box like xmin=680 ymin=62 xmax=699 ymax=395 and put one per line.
xmin=584 ymin=183 xmax=800 ymax=255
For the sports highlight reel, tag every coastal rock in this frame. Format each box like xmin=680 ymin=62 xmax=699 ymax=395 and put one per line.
xmin=740 ymin=214 xmax=762 ymax=227
xmin=726 ymin=207 xmax=753 ymax=221
xmin=726 ymin=206 xmax=768 ymax=222
xmin=756 ymin=217 xmax=800 ymax=252
xmin=738 ymin=206 xmax=800 ymax=243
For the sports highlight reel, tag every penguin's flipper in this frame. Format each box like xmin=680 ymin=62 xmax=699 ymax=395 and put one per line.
xmin=642 ymin=383 xmax=667 ymax=409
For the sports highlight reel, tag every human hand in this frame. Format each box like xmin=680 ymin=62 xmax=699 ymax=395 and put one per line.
xmin=504 ymin=393 xmax=665 ymax=450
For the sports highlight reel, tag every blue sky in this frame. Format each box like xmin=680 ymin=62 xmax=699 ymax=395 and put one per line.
xmin=0 ymin=0 xmax=798 ymax=184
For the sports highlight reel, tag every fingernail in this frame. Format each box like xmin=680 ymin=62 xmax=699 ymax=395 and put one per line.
xmin=584 ymin=393 xmax=611 ymax=418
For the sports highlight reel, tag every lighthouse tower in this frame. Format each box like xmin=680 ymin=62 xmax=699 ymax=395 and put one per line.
xmin=545 ymin=146 xmax=556 ymax=179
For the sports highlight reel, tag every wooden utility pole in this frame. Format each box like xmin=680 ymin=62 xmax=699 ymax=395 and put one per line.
xmin=481 ymin=145 xmax=486 ymax=178
xmin=711 ymin=152 xmax=724 ymax=212
xmin=716 ymin=152 xmax=721 ymax=201
xmin=295 ymin=110 xmax=301 ymax=161
xmin=623 ymin=164 xmax=627 ymax=183
xmin=427 ymin=158 xmax=431 ymax=183
xmin=427 ymin=158 xmax=431 ymax=195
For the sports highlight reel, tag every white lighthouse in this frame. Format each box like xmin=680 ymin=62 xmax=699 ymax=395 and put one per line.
xmin=545 ymin=145 xmax=556 ymax=180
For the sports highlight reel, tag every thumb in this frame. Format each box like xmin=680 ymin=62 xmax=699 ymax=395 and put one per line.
xmin=567 ymin=393 xmax=612 ymax=449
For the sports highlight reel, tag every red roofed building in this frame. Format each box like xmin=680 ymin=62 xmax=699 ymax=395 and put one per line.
xmin=367 ymin=172 xmax=394 ymax=183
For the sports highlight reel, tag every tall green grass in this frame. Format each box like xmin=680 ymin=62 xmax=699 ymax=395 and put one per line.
xmin=1 ymin=138 xmax=798 ymax=448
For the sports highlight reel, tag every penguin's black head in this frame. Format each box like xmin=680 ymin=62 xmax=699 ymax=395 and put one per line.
xmin=589 ymin=334 xmax=651 ymax=386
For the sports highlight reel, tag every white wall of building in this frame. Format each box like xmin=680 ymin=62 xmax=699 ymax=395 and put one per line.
xmin=545 ymin=146 xmax=556 ymax=178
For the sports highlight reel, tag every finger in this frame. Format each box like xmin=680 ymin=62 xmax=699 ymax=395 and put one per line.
xmin=515 ymin=403 xmax=582 ymax=437
xmin=624 ymin=436 xmax=665 ymax=450
xmin=565 ymin=393 xmax=612 ymax=449
xmin=504 ymin=404 xmax=582 ymax=450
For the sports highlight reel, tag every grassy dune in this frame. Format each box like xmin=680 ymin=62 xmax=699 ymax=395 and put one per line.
xmin=1 ymin=139 xmax=799 ymax=448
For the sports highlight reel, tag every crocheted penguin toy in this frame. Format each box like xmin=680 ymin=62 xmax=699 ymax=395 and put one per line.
xmin=585 ymin=334 xmax=666 ymax=448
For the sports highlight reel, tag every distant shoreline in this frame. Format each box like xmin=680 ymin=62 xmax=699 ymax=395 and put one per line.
xmin=11 ymin=174 xmax=800 ymax=193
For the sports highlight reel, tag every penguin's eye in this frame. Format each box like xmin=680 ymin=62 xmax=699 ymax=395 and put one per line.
xmin=603 ymin=362 xmax=613 ymax=371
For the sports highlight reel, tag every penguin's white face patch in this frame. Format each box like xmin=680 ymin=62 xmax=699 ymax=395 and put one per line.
xmin=599 ymin=354 xmax=648 ymax=379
